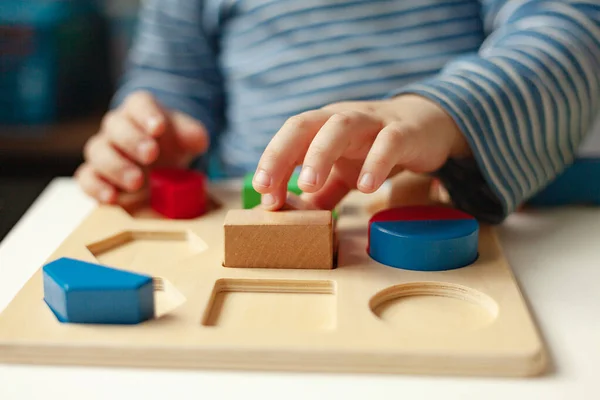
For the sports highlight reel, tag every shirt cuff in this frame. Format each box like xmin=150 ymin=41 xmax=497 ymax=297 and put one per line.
xmin=389 ymin=79 xmax=518 ymax=224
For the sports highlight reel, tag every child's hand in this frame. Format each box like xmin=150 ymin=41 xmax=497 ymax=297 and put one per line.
xmin=252 ymin=94 xmax=471 ymax=210
xmin=76 ymin=91 xmax=209 ymax=204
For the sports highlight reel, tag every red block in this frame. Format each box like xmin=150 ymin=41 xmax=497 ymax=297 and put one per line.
xmin=150 ymin=168 xmax=207 ymax=219
xmin=369 ymin=205 xmax=474 ymax=222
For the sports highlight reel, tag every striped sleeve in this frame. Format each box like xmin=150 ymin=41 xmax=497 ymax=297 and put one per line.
xmin=392 ymin=0 xmax=600 ymax=223
xmin=112 ymin=0 xmax=225 ymax=141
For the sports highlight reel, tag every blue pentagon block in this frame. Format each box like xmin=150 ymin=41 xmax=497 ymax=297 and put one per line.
xmin=42 ymin=257 xmax=155 ymax=324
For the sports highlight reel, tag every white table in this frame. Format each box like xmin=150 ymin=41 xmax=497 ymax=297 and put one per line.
xmin=1 ymin=178 xmax=598 ymax=400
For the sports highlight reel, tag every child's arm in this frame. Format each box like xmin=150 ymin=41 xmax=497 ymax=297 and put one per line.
xmin=76 ymin=0 xmax=224 ymax=203
xmin=112 ymin=0 xmax=225 ymax=140
xmin=253 ymin=0 xmax=600 ymax=223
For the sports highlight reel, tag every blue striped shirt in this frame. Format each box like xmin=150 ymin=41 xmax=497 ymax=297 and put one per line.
xmin=113 ymin=0 xmax=600 ymax=223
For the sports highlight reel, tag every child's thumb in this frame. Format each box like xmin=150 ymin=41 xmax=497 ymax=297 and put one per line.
xmin=169 ymin=111 xmax=210 ymax=155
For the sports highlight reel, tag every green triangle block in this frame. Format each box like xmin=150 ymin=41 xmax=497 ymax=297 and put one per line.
xmin=242 ymin=172 xmax=302 ymax=209
xmin=241 ymin=172 xmax=338 ymax=219
xmin=287 ymin=172 xmax=302 ymax=195
xmin=242 ymin=173 xmax=262 ymax=209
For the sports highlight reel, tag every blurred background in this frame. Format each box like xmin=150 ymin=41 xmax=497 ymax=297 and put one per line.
xmin=0 ymin=0 xmax=140 ymax=240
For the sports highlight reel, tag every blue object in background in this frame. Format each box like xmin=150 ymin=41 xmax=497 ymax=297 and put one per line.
xmin=0 ymin=1 xmax=110 ymax=127
xmin=43 ymin=257 xmax=155 ymax=324
xmin=368 ymin=206 xmax=479 ymax=271
xmin=528 ymin=158 xmax=600 ymax=206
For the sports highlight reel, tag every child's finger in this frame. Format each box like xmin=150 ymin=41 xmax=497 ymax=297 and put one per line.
xmin=84 ymin=136 xmax=145 ymax=192
xmin=75 ymin=164 xmax=117 ymax=204
xmin=122 ymin=91 xmax=167 ymax=137
xmin=357 ymin=122 xmax=421 ymax=193
xmin=169 ymin=111 xmax=210 ymax=155
xmin=102 ymin=111 xmax=159 ymax=165
xmin=259 ymin=168 xmax=294 ymax=210
xmin=300 ymin=161 xmax=359 ymax=211
xmin=253 ymin=109 xmax=332 ymax=195
xmin=298 ymin=111 xmax=381 ymax=193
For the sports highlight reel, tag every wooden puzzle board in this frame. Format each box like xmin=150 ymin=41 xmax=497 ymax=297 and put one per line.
xmin=0 ymin=182 xmax=547 ymax=377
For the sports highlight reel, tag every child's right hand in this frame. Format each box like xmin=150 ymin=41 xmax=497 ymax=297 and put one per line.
xmin=75 ymin=91 xmax=209 ymax=204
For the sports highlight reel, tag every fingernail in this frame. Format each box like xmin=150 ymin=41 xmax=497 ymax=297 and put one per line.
xmin=99 ymin=189 xmax=113 ymax=203
xmin=359 ymin=172 xmax=375 ymax=190
xmin=299 ymin=166 xmax=317 ymax=186
xmin=261 ymin=193 xmax=275 ymax=206
xmin=147 ymin=116 xmax=162 ymax=133
xmin=254 ymin=169 xmax=272 ymax=188
xmin=124 ymin=168 xmax=142 ymax=188
xmin=138 ymin=139 xmax=155 ymax=161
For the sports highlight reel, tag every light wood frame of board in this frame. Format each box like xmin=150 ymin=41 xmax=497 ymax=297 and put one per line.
xmin=0 ymin=181 xmax=547 ymax=377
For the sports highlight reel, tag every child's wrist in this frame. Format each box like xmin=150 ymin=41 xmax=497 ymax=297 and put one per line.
xmin=389 ymin=94 xmax=472 ymax=159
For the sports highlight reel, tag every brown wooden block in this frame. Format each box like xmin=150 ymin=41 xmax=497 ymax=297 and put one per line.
xmin=223 ymin=209 xmax=334 ymax=269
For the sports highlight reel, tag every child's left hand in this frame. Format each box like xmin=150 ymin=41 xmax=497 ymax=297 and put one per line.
xmin=252 ymin=94 xmax=472 ymax=210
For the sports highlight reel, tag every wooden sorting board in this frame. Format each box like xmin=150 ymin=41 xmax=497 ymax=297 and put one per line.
xmin=0 ymin=181 xmax=547 ymax=377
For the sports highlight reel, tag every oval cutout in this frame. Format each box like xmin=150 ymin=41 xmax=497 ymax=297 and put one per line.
xmin=369 ymin=282 xmax=498 ymax=332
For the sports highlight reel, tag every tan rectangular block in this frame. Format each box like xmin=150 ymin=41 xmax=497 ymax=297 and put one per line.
xmin=223 ymin=209 xmax=334 ymax=269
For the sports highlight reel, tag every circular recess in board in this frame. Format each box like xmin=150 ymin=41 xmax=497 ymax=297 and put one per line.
xmin=367 ymin=206 xmax=479 ymax=271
